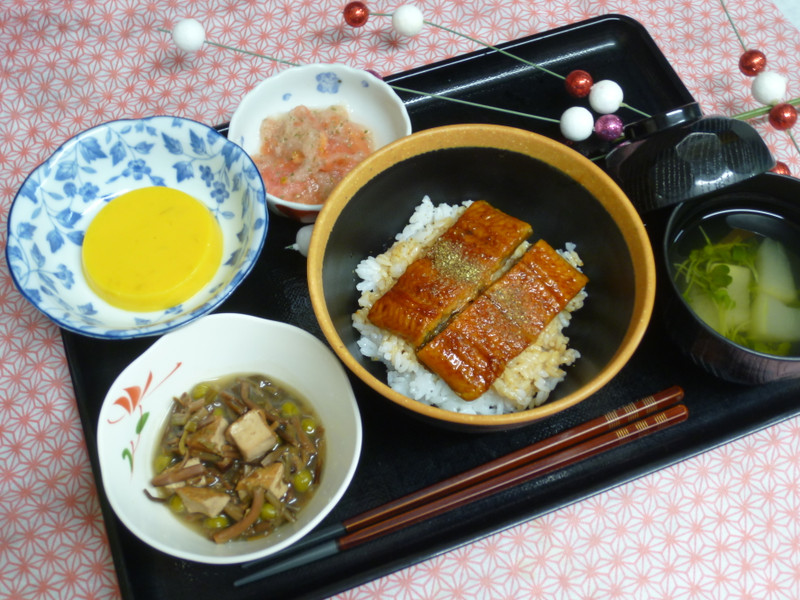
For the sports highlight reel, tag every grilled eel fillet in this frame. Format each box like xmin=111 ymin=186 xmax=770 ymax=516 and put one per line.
xmin=367 ymin=200 xmax=532 ymax=348
xmin=416 ymin=239 xmax=589 ymax=401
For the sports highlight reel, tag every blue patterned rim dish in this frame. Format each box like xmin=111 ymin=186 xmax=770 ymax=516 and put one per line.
xmin=6 ymin=116 xmax=268 ymax=339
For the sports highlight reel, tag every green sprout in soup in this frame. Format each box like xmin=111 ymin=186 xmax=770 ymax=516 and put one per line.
xmin=673 ymin=228 xmax=800 ymax=356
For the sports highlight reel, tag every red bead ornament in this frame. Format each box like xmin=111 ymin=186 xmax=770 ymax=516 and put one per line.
xmin=565 ymin=70 xmax=593 ymax=98
xmin=768 ymin=103 xmax=798 ymax=130
xmin=739 ymin=49 xmax=767 ymax=76
xmin=771 ymin=161 xmax=791 ymax=176
xmin=343 ymin=1 xmax=370 ymax=27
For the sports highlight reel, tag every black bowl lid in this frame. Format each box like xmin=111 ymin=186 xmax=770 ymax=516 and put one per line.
xmin=606 ymin=103 xmax=775 ymax=213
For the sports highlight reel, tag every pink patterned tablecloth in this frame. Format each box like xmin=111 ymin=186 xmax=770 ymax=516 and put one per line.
xmin=2 ymin=1 xmax=800 ymax=599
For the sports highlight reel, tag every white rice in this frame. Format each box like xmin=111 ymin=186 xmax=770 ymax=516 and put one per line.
xmin=352 ymin=196 xmax=587 ymax=415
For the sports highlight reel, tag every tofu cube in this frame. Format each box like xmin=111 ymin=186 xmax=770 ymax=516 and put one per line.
xmin=190 ymin=415 xmax=229 ymax=454
xmin=176 ymin=486 xmax=230 ymax=517
xmin=227 ymin=410 xmax=276 ymax=462
xmin=236 ymin=462 xmax=288 ymax=501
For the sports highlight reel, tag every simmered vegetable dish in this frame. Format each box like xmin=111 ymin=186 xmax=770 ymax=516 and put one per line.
xmin=149 ymin=373 xmax=325 ymax=543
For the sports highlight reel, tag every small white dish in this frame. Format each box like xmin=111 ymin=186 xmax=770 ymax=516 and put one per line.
xmin=6 ymin=116 xmax=268 ymax=339
xmin=96 ymin=313 xmax=362 ymax=565
xmin=228 ymin=63 xmax=412 ymax=222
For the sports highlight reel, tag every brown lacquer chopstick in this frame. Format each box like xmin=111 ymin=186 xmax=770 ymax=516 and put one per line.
xmin=235 ymin=392 xmax=687 ymax=586
xmin=241 ymin=386 xmax=684 ymax=572
xmin=241 ymin=385 xmax=684 ymax=570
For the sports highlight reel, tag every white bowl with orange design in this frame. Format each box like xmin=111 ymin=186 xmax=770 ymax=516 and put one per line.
xmin=228 ymin=63 xmax=412 ymax=223
xmin=96 ymin=313 xmax=362 ymax=564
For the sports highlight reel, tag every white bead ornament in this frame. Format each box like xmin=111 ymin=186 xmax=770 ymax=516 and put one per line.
xmin=588 ymin=80 xmax=623 ymax=114
xmin=392 ymin=5 xmax=424 ymax=37
xmin=172 ymin=18 xmax=206 ymax=52
xmin=288 ymin=225 xmax=314 ymax=257
xmin=560 ymin=106 xmax=594 ymax=141
xmin=751 ymin=71 xmax=788 ymax=105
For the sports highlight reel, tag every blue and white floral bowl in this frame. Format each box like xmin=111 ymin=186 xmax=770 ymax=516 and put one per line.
xmin=6 ymin=116 xmax=268 ymax=339
xmin=228 ymin=63 xmax=412 ymax=222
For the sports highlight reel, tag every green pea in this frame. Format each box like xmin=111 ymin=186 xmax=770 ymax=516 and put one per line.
xmin=281 ymin=402 xmax=300 ymax=418
xmin=203 ymin=515 xmax=229 ymax=530
xmin=167 ymin=494 xmax=185 ymax=513
xmin=300 ymin=417 xmax=316 ymax=435
xmin=293 ymin=469 xmax=313 ymax=493
xmin=260 ymin=503 xmax=278 ymax=521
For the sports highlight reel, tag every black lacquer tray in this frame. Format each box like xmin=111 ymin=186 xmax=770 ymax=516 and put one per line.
xmin=63 ymin=15 xmax=800 ymax=600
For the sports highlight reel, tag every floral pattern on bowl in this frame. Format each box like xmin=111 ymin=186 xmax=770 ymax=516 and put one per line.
xmin=96 ymin=313 xmax=362 ymax=564
xmin=228 ymin=63 xmax=412 ymax=222
xmin=6 ymin=116 xmax=268 ymax=338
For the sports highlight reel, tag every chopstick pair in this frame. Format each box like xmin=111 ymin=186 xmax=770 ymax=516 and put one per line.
xmin=235 ymin=385 xmax=687 ymax=586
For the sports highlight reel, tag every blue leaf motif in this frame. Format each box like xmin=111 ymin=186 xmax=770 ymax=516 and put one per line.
xmin=221 ymin=144 xmax=236 ymax=169
xmin=31 ymin=244 xmax=45 ymax=268
xmin=46 ymin=229 xmax=64 ymax=253
xmin=134 ymin=142 xmax=154 ymax=154
xmin=205 ymin=130 xmax=220 ymax=147
xmin=110 ymin=141 xmax=126 ymax=165
xmin=54 ymin=264 xmax=75 ymax=288
xmin=80 ymin=165 xmax=98 ymax=174
xmin=18 ymin=178 xmax=40 ymax=203
xmin=174 ymin=161 xmax=194 ymax=182
xmin=243 ymin=162 xmax=260 ymax=181
xmin=39 ymin=272 xmax=55 ymax=291
xmin=67 ymin=230 xmax=84 ymax=246
xmin=16 ymin=221 xmax=36 ymax=240
xmin=26 ymin=288 xmax=42 ymax=304
xmin=316 ymin=72 xmax=341 ymax=94
xmin=162 ymin=133 xmax=183 ymax=155
xmin=78 ymin=138 xmax=108 ymax=162
xmin=6 ymin=245 xmax=23 ymax=263
xmin=190 ymin=130 xmax=207 ymax=155
xmin=151 ymin=176 xmax=166 ymax=186
xmin=55 ymin=208 xmax=82 ymax=228
xmin=254 ymin=217 xmax=265 ymax=231
xmin=225 ymin=248 xmax=242 ymax=266
xmin=55 ymin=160 xmax=78 ymax=181
xmin=77 ymin=302 xmax=98 ymax=316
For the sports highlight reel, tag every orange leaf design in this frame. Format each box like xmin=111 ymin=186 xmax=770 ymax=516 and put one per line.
xmin=113 ymin=393 xmax=133 ymax=414
xmin=125 ymin=385 xmax=143 ymax=412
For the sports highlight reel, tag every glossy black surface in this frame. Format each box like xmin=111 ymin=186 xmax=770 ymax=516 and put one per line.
xmin=322 ymin=145 xmax=635 ymax=406
xmin=606 ymin=114 xmax=774 ymax=212
xmin=63 ymin=15 xmax=800 ymax=600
